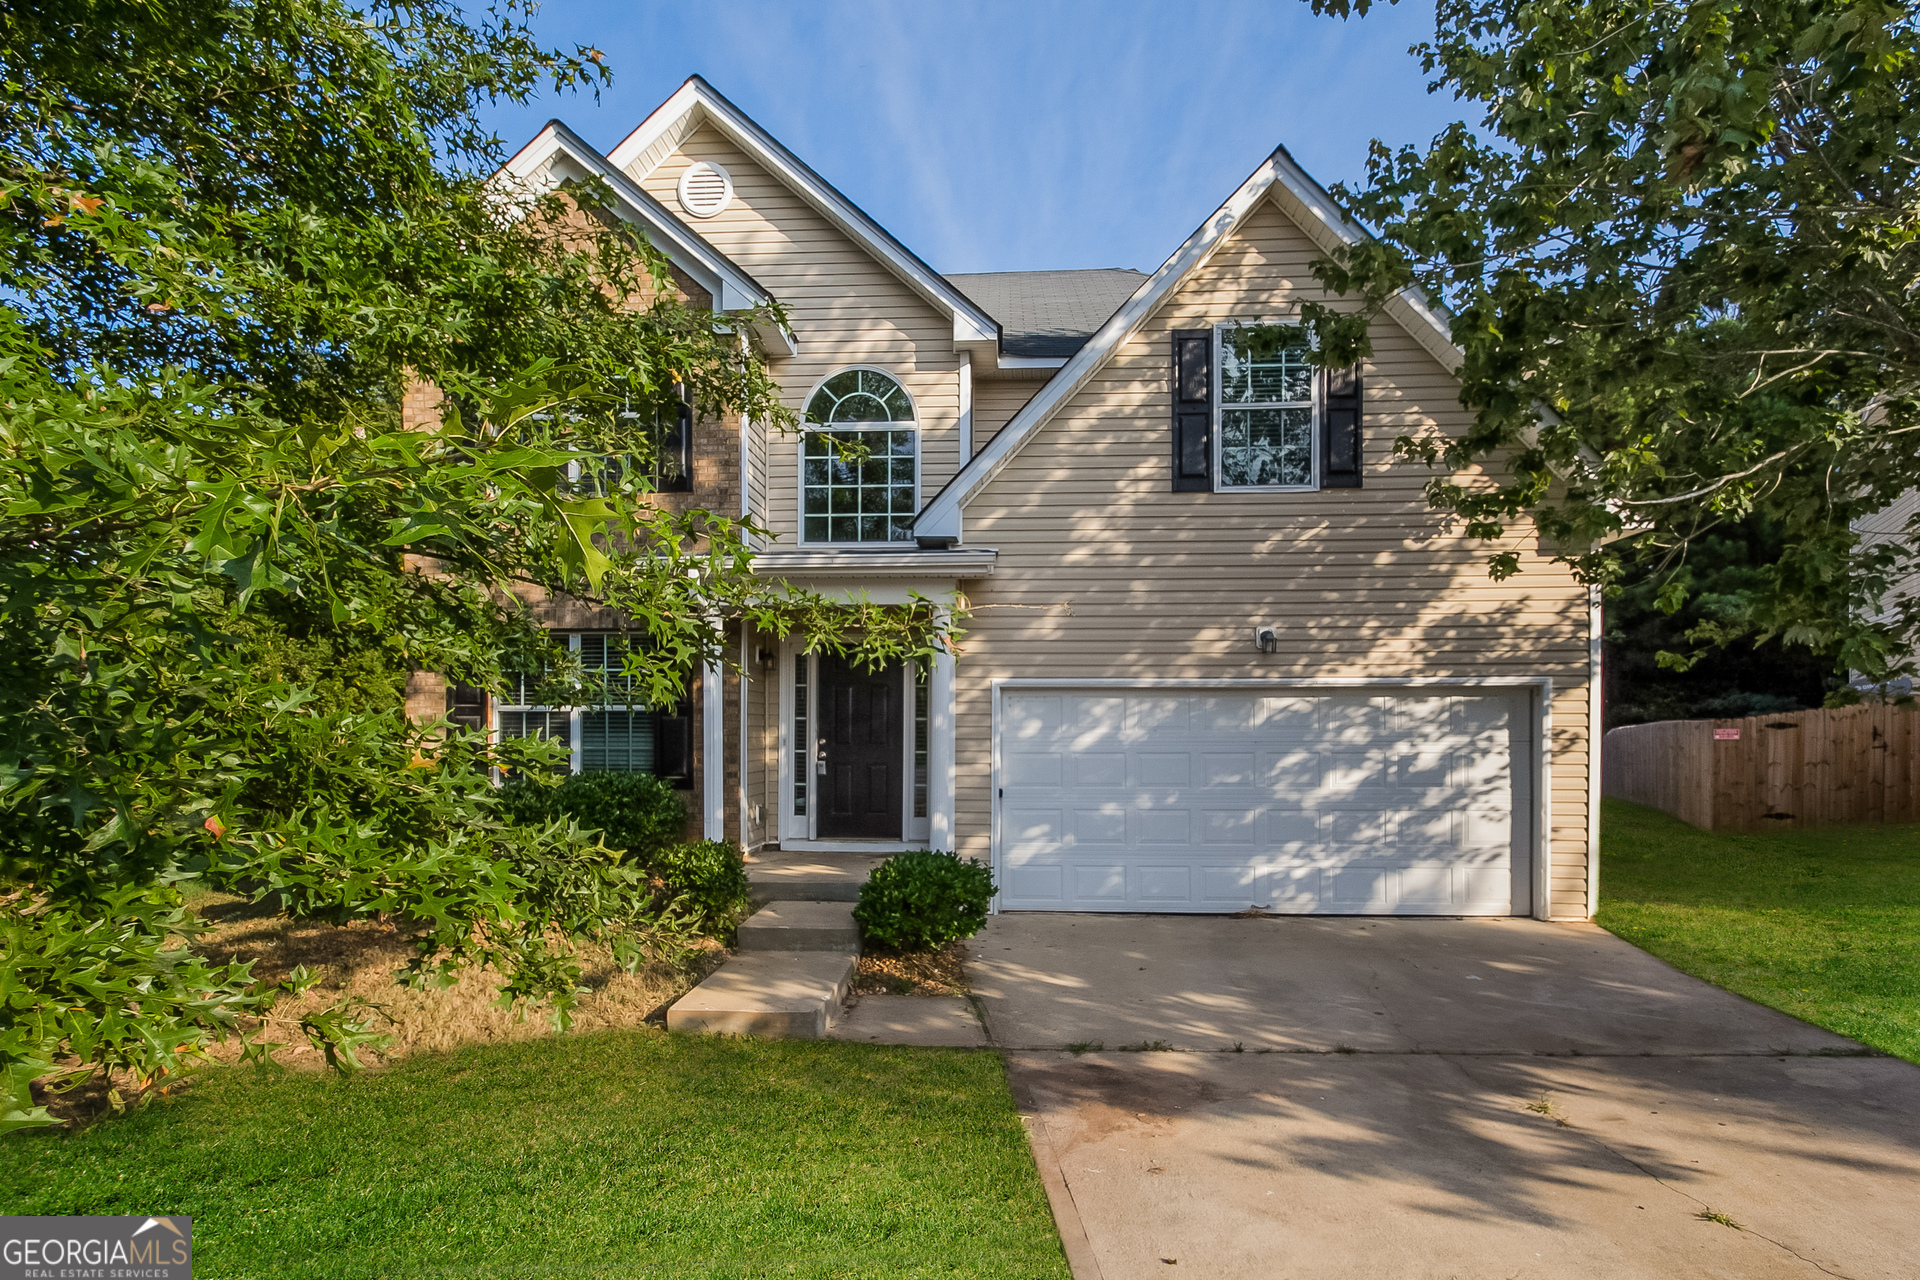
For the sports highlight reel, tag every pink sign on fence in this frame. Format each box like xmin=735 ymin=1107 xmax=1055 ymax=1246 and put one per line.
xmin=1714 ymin=727 xmax=1741 ymax=740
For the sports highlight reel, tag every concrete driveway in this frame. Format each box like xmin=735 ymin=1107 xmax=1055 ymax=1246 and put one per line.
xmin=970 ymin=915 xmax=1920 ymax=1280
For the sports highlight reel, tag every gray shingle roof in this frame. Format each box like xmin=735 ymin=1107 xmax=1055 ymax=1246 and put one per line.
xmin=944 ymin=268 xmax=1148 ymax=359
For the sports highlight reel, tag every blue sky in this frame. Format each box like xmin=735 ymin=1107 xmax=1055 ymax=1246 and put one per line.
xmin=477 ymin=1 xmax=1467 ymax=275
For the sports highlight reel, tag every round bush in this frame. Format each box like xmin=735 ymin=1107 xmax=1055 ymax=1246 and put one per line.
xmin=500 ymin=771 xmax=688 ymax=862
xmin=854 ymin=850 xmax=996 ymax=952
xmin=647 ymin=839 xmax=751 ymax=931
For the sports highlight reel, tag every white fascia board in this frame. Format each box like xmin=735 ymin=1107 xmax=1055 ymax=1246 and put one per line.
xmin=914 ymin=145 xmax=1466 ymax=543
xmin=607 ymin=77 xmax=1000 ymax=355
xmin=496 ymin=121 xmax=797 ymax=354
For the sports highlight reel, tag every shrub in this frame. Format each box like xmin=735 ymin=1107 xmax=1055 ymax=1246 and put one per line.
xmin=500 ymin=771 xmax=688 ymax=862
xmin=648 ymin=840 xmax=751 ymax=933
xmin=854 ymin=851 xmax=995 ymax=953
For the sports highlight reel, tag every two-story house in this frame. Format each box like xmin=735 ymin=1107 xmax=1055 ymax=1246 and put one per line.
xmin=432 ymin=76 xmax=1597 ymax=921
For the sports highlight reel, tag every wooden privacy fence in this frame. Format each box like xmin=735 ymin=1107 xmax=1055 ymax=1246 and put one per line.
xmin=1603 ymin=703 xmax=1920 ymax=832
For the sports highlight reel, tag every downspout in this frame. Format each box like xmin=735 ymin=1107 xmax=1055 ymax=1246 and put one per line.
xmin=703 ymin=622 xmax=726 ymax=841
xmin=740 ymin=625 xmax=751 ymax=851
xmin=1588 ymin=583 xmax=1603 ymax=919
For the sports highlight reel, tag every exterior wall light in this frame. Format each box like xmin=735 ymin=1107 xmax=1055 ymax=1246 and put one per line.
xmin=1254 ymin=626 xmax=1279 ymax=655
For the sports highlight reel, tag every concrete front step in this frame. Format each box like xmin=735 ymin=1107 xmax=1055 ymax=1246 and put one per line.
xmin=737 ymin=901 xmax=861 ymax=953
xmin=666 ymin=950 xmax=856 ymax=1039
xmin=746 ymin=851 xmax=887 ymax=905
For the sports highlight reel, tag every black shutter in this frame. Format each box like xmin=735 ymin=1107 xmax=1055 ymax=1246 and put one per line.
xmin=654 ymin=709 xmax=694 ymax=788
xmin=445 ymin=683 xmax=488 ymax=733
xmin=1170 ymin=329 xmax=1212 ymax=492
xmin=1320 ymin=364 xmax=1363 ymax=489
xmin=656 ymin=380 xmax=693 ymax=493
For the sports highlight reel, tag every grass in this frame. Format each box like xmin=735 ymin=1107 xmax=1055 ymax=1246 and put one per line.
xmin=1598 ymin=798 xmax=1920 ymax=1064
xmin=3 ymin=1032 xmax=1070 ymax=1280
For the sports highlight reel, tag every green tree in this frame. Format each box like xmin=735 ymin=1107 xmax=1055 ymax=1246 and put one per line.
xmin=1606 ymin=520 xmax=1840 ymax=727
xmin=0 ymin=1 xmax=943 ymax=1130
xmin=1307 ymin=0 xmax=1920 ymax=682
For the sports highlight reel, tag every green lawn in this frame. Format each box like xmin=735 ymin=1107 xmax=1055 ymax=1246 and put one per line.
xmin=1598 ymin=797 xmax=1920 ymax=1063
xmin=2 ymin=1033 xmax=1070 ymax=1279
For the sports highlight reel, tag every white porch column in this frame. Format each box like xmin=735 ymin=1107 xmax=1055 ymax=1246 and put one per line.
xmin=703 ymin=652 xmax=726 ymax=841
xmin=928 ymin=607 xmax=958 ymax=853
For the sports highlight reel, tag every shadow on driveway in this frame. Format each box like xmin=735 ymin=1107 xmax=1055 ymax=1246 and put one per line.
xmin=977 ymin=915 xmax=1920 ymax=1280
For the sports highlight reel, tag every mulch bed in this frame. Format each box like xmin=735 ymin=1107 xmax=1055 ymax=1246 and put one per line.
xmin=853 ymin=941 xmax=970 ymax=996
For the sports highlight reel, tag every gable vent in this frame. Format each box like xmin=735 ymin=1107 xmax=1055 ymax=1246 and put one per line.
xmin=676 ymin=161 xmax=733 ymax=219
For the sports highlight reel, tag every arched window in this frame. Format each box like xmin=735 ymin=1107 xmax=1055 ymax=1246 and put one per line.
xmin=802 ymin=368 xmax=917 ymax=543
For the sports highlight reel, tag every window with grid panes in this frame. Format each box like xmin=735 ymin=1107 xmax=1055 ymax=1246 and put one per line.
xmin=494 ymin=666 xmax=572 ymax=769
xmin=578 ymin=634 xmax=654 ymax=774
xmin=495 ymin=633 xmax=656 ymax=775
xmin=1217 ymin=323 xmax=1316 ymax=489
xmin=801 ymin=368 xmax=917 ymax=543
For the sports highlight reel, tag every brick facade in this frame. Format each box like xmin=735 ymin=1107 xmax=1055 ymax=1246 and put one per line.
xmin=398 ymin=252 xmax=743 ymax=844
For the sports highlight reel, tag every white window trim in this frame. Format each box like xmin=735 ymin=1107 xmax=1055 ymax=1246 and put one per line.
xmin=1212 ymin=321 xmax=1319 ymax=493
xmin=797 ymin=366 xmax=921 ymax=547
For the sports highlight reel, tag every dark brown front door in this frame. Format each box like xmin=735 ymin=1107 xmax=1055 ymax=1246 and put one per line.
xmin=816 ymin=653 xmax=902 ymax=839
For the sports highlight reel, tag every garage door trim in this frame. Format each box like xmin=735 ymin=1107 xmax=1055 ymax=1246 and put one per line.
xmin=988 ymin=677 xmax=1553 ymax=921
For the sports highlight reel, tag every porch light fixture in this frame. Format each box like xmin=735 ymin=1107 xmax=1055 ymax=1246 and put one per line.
xmin=1253 ymin=625 xmax=1279 ymax=655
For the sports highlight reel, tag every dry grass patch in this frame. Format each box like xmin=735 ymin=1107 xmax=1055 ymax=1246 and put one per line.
xmin=35 ymin=893 xmax=727 ymax=1125
xmin=188 ymin=893 xmax=726 ymax=1067
xmin=854 ymin=940 xmax=970 ymax=996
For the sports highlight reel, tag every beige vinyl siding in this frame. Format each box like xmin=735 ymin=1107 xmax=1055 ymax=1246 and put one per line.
xmin=633 ymin=125 xmax=962 ymax=544
xmin=955 ymin=197 xmax=1594 ymax=917
xmin=970 ymin=380 xmax=1042 ymax=460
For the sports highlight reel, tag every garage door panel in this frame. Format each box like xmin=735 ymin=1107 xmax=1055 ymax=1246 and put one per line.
xmin=1130 ymin=809 xmax=1191 ymax=845
xmin=1066 ymin=696 xmax=1124 ymax=742
xmin=1073 ymin=865 xmax=1128 ymax=901
xmin=1138 ymin=866 xmax=1193 ymax=901
xmin=1321 ymin=696 xmax=1383 ymax=741
xmin=1324 ymin=808 xmax=1396 ymax=846
xmin=1004 ymin=808 xmax=1062 ymax=853
xmin=1071 ymin=752 xmax=1126 ymax=788
xmin=1007 ymin=696 xmax=1063 ymax=738
xmin=1262 ymin=748 xmax=1320 ymax=792
xmin=1134 ymin=753 xmax=1191 ymax=787
xmin=1067 ymin=806 xmax=1126 ymax=844
xmin=1323 ymin=750 xmax=1388 ymax=796
xmin=1260 ymin=696 xmax=1321 ymax=732
xmin=1127 ymin=697 xmax=1189 ymax=738
xmin=1202 ymin=864 xmax=1266 ymax=904
xmin=1463 ymin=808 xmax=1512 ymax=847
xmin=1266 ymin=808 xmax=1320 ymax=849
xmin=1006 ymin=864 xmax=1063 ymax=902
xmin=996 ymin=689 xmax=1525 ymax=915
xmin=1400 ymin=866 xmax=1456 ymax=904
xmin=1196 ymin=697 xmax=1260 ymax=733
xmin=1200 ymin=808 xmax=1258 ymax=844
xmin=1390 ymin=696 xmax=1454 ymax=731
xmin=1202 ymin=752 xmax=1256 ymax=786
xmin=1005 ymin=750 xmax=1062 ymax=788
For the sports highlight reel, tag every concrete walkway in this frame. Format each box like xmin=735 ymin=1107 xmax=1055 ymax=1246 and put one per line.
xmin=971 ymin=915 xmax=1920 ymax=1280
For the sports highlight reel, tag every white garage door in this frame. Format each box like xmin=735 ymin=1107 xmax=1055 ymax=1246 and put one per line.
xmin=995 ymin=688 xmax=1529 ymax=914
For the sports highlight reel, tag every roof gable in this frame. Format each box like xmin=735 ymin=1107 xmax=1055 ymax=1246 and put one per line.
xmin=496 ymin=120 xmax=795 ymax=355
xmin=607 ymin=77 xmax=1000 ymax=357
xmin=912 ymin=145 xmax=1462 ymax=541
